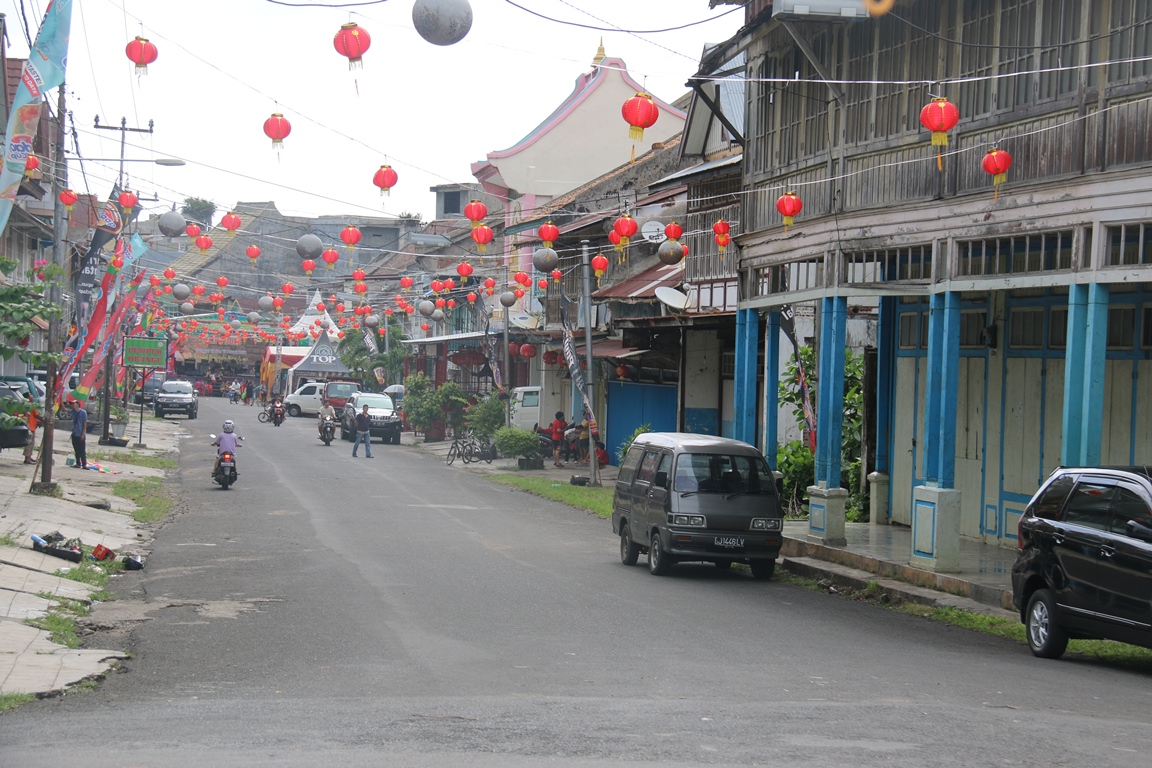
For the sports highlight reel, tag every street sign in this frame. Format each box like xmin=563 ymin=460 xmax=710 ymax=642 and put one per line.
xmin=124 ymin=337 xmax=167 ymax=368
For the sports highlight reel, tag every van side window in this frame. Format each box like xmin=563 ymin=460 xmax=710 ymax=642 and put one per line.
xmin=1031 ymin=474 xmax=1076 ymax=520
xmin=653 ymin=453 xmax=673 ymax=489
xmin=302 ymin=385 xmax=316 ymax=395
xmin=635 ymin=451 xmax=660 ymax=484
xmin=618 ymin=447 xmax=644 ymax=484
xmin=521 ymin=391 xmax=539 ymax=408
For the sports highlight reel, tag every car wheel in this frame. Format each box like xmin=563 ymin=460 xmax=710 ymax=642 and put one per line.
xmin=154 ymin=409 xmax=162 ymax=418
xmin=620 ymin=524 xmax=640 ymax=566
xmin=750 ymin=559 xmax=776 ymax=580
xmin=1026 ymin=588 xmax=1069 ymax=659
xmin=189 ymin=408 xmax=196 ymax=419
xmin=287 ymin=404 xmax=301 ymax=418
xmin=648 ymin=531 xmax=672 ymax=576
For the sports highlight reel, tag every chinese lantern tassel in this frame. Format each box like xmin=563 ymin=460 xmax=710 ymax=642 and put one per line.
xmin=630 ymin=144 xmax=636 ymax=164
xmin=478 ymin=243 xmax=487 ymax=254
xmin=937 ymin=149 xmax=944 ymax=173
xmin=629 ymin=126 xmax=644 ymax=142
xmin=931 ymin=131 xmax=948 ymax=147
xmin=783 ymin=216 xmax=795 ymax=228
xmin=993 ymin=172 xmax=1007 ymax=186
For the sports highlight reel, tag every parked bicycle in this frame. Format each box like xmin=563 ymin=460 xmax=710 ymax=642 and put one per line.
xmin=445 ymin=431 xmax=496 ymax=466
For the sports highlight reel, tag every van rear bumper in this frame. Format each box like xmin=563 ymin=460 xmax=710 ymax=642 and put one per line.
xmin=662 ymin=529 xmax=782 ymax=560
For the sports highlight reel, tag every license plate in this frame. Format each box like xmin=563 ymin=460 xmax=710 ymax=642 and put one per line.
xmin=221 ymin=461 xmax=234 ymax=469
xmin=714 ymin=537 xmax=745 ymax=548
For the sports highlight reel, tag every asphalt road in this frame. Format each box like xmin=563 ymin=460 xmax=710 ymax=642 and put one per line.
xmin=2 ymin=397 xmax=1151 ymax=767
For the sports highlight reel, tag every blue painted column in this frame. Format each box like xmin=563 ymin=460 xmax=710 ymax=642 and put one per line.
xmin=874 ymin=297 xmax=896 ymax=475
xmin=1060 ymin=284 xmax=1088 ymax=466
xmin=815 ymin=297 xmax=847 ymax=488
xmin=938 ymin=292 xmax=961 ymax=488
xmin=733 ymin=310 xmax=748 ymax=444
xmin=922 ymin=293 xmax=945 ymax=484
xmin=1081 ymin=283 xmax=1110 ymax=465
xmin=764 ymin=311 xmax=781 ymax=468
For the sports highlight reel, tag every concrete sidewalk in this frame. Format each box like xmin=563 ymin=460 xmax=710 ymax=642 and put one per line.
xmin=0 ymin=416 xmax=183 ymax=696
xmin=402 ymin=431 xmax=619 ymax=484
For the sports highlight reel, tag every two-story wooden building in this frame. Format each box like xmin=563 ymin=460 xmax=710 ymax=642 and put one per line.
xmin=709 ymin=0 xmax=1152 ymax=568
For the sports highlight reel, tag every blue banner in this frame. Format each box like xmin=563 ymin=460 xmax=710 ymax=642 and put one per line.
xmin=0 ymin=0 xmax=74 ymax=236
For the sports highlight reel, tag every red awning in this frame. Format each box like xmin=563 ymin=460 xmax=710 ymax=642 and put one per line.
xmin=592 ymin=261 xmax=684 ymax=301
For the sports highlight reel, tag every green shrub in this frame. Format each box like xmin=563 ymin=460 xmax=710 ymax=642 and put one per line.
xmin=616 ymin=423 xmax=651 ymax=463
xmin=495 ymin=427 xmax=541 ymax=459
xmin=464 ymin=394 xmax=507 ymax=440
xmin=777 ymin=440 xmax=814 ymax=517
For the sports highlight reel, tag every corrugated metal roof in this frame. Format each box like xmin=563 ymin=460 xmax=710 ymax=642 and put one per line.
xmin=593 ymin=261 xmax=684 ymax=301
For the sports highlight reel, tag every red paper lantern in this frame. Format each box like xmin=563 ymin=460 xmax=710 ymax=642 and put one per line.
xmin=538 ymin=221 xmax=560 ymax=248
xmin=714 ymin=233 xmax=731 ymax=253
xmin=272 ymin=296 xmax=284 ymax=309
xmin=464 ymin=199 xmax=488 ymax=228
xmin=613 ymin=214 xmax=639 ymax=247
xmin=513 ymin=288 xmax=525 ymax=299
xmin=520 ymin=344 xmax=538 ymax=360
xmin=149 ymin=275 xmax=161 ymax=287
xmin=543 ymin=350 xmax=558 ymax=365
xmin=23 ymin=154 xmax=39 ymax=179
xmin=118 ymin=190 xmax=138 ymax=215
xmin=111 ymin=256 xmax=124 ymax=270
xmin=551 ymin=268 xmax=562 ymax=283
xmin=185 ymin=223 xmax=200 ymax=239
xmin=321 ymin=248 xmax=340 ymax=269
xmin=430 ymin=279 xmax=444 ymax=293
xmin=191 ymin=285 xmax=205 ymax=296
xmin=195 ymin=234 xmax=214 ymax=254
xmin=282 ymin=282 xmax=295 ymax=296
xmin=608 ymin=230 xmax=623 ymax=253
xmin=713 ymin=220 xmax=731 ymax=237
xmin=246 ymin=244 xmax=261 ymax=267
xmin=163 ymin=285 xmax=173 ymax=294
xmin=421 ymin=323 xmax=430 ymax=332
xmin=373 ymin=164 xmax=398 ymax=195
xmin=434 ymin=298 xmax=446 ymax=310
xmin=220 ymin=211 xmax=241 ymax=236
xmin=163 ymin=267 xmax=176 ymax=281
xmin=216 ymin=276 xmax=229 ymax=289
xmin=621 ymin=92 xmax=660 ymax=142
xmin=352 ymin=268 xmax=367 ymax=282
xmin=353 ymin=282 xmax=368 ymax=296
xmin=443 ymin=278 xmax=455 ymax=292
xmin=664 ymin=221 xmax=683 ymax=241
xmin=471 ymin=224 xmax=494 ymax=253
xmin=59 ymin=188 xmax=78 ymax=211
xmin=329 ymin=229 xmax=356 ymax=256
xmin=456 ymin=262 xmax=474 ymax=282
xmin=447 ymin=299 xmax=456 ymax=310
xmin=264 ymin=113 xmax=292 ymax=149
xmin=399 ymin=275 xmax=414 ymax=291
xmin=776 ymin=192 xmax=803 ymax=228
xmin=591 ymin=254 xmax=610 ymax=278
xmin=513 ymin=271 xmax=529 ymax=286
xmin=982 ymin=148 xmax=1013 ymax=200
xmin=537 ymin=279 xmax=549 ymax=290
xmin=125 ymin=36 xmax=158 ymax=75
xmin=333 ymin=22 xmax=371 ymax=69
xmin=483 ymin=277 xmax=497 ymax=290
xmin=335 ymin=302 xmax=346 ymax=313
xmin=466 ymin=291 xmax=477 ymax=304
xmin=920 ymin=97 xmax=959 ymax=146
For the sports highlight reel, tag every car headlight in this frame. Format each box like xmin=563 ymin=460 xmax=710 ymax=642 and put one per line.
xmin=751 ymin=518 xmax=782 ymax=531
xmin=670 ymin=514 xmax=707 ymax=527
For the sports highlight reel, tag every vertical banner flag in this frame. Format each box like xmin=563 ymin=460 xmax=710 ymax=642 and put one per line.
xmin=477 ymin=293 xmax=504 ymax=390
xmin=74 ymin=270 xmax=145 ymax=403
xmin=56 ymin=267 xmax=115 ymax=403
xmin=559 ymin=292 xmax=596 ymax=427
xmin=0 ymin=0 xmax=74 ymax=237
xmin=361 ymin=325 xmax=378 ymax=355
xmin=76 ymin=186 xmax=126 ymax=313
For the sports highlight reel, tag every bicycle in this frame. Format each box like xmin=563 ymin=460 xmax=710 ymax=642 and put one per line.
xmin=446 ymin=433 xmax=472 ymax=466
xmin=467 ymin=438 xmax=496 ymax=464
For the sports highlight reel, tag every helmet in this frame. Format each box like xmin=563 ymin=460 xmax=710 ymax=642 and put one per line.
xmin=222 ymin=420 xmax=235 ymax=433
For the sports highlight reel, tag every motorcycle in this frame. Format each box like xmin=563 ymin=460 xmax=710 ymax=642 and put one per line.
xmin=209 ymin=434 xmax=242 ymax=490
xmin=319 ymin=416 xmax=336 ymax=446
xmin=271 ymin=403 xmax=285 ymax=427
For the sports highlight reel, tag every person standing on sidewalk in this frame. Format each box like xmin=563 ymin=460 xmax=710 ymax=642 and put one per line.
xmin=67 ymin=400 xmax=88 ymax=469
xmin=351 ymin=404 xmax=373 ymax=458
xmin=22 ymin=393 xmax=38 ymax=465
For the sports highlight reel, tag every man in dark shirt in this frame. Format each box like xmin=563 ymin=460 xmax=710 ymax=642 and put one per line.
xmin=351 ymin=404 xmax=373 ymax=458
xmin=68 ymin=400 xmax=87 ymax=469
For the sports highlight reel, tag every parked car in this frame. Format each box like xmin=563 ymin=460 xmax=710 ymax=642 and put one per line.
xmin=153 ymin=380 xmax=198 ymax=419
xmin=323 ymin=379 xmax=361 ymax=411
xmin=0 ymin=386 xmax=33 ymax=451
xmin=340 ymin=391 xmax=401 ymax=445
xmin=612 ymin=433 xmax=784 ymax=579
xmin=284 ymin=381 xmax=323 ymax=417
xmin=0 ymin=375 xmax=41 ymax=405
xmin=134 ymin=374 xmax=166 ymax=405
xmin=1012 ymin=466 xmax=1152 ymax=659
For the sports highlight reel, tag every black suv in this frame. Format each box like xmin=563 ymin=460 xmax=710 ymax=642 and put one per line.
xmin=153 ymin=380 xmax=198 ymax=419
xmin=340 ymin=391 xmax=401 ymax=445
xmin=1012 ymin=466 xmax=1152 ymax=659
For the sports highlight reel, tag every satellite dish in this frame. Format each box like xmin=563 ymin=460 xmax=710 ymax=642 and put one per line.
xmin=641 ymin=220 xmax=667 ymax=244
xmin=655 ymin=286 xmax=690 ymax=311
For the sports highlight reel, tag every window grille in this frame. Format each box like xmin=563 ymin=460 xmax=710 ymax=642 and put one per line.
xmin=960 ymin=311 xmax=988 ymax=348
xmin=957 ymin=231 xmax=1074 ymax=277
xmin=1009 ymin=308 xmax=1045 ymax=349
xmin=1107 ymin=306 xmax=1135 ymax=350
xmin=1105 ymin=223 xmax=1152 ymax=267
xmin=843 ymin=244 xmax=932 ymax=285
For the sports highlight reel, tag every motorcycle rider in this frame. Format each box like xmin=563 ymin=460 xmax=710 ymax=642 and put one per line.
xmin=212 ymin=419 xmax=240 ymax=477
xmin=317 ymin=398 xmax=337 ymax=437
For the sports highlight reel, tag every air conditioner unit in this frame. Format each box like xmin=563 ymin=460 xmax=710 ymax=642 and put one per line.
xmin=773 ymin=0 xmax=869 ymax=20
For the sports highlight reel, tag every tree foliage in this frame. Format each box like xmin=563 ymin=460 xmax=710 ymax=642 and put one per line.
xmin=464 ymin=393 xmax=506 ymax=440
xmin=0 ymin=258 xmax=64 ymax=428
xmin=400 ymin=373 xmax=468 ymax=435
xmin=181 ymin=197 xmax=216 ymax=227
xmin=337 ymin=320 xmax=407 ymax=388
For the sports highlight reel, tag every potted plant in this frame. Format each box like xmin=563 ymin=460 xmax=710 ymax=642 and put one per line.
xmin=109 ymin=404 xmax=130 ymax=438
xmin=495 ymin=426 xmax=545 ymax=470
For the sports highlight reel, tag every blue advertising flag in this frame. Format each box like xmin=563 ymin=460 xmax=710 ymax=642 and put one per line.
xmin=0 ymin=0 xmax=74 ymax=236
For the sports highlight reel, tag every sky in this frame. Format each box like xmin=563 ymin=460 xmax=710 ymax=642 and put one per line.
xmin=1 ymin=0 xmax=744 ymax=225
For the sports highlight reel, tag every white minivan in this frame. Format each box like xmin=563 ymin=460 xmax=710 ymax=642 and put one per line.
xmin=284 ymin=382 xmax=324 ymax=416
xmin=509 ymin=386 xmax=541 ymax=432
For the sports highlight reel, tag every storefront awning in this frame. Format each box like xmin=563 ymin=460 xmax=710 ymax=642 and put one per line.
xmin=593 ymin=262 xmax=684 ymax=302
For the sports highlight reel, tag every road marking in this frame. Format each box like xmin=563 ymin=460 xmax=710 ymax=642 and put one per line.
xmin=406 ymin=504 xmax=486 ymax=510
xmin=176 ymin=542 xmax=217 ymax=546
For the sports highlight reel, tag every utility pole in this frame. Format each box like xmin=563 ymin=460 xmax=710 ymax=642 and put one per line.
xmin=39 ymin=85 xmax=68 ymax=487
xmin=93 ymin=117 xmax=152 ymax=443
xmin=580 ymin=241 xmax=601 ymax=487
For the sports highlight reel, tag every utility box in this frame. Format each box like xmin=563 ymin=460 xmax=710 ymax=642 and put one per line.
xmin=773 ymin=1 xmax=869 ymax=20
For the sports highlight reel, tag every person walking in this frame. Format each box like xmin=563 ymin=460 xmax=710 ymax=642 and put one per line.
xmin=68 ymin=399 xmax=88 ymax=469
xmin=548 ymin=410 xmax=567 ymax=468
xmin=351 ymin=403 xmax=373 ymax=458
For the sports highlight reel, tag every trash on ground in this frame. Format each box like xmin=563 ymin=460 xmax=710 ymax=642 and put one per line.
xmin=122 ymin=554 xmax=145 ymax=570
xmin=91 ymin=543 xmax=115 ymax=561
xmin=31 ymin=532 xmax=84 ymax=563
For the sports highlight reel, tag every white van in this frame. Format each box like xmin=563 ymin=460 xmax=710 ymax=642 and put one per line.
xmin=284 ymin=381 xmax=324 ymax=416
xmin=509 ymin=386 xmax=541 ymax=432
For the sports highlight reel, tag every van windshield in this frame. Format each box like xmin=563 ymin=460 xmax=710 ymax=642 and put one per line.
xmin=674 ymin=454 xmax=775 ymax=495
